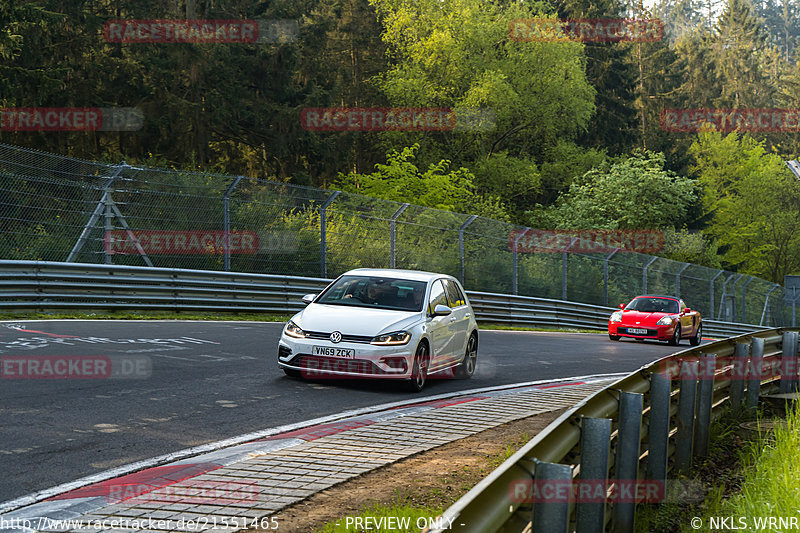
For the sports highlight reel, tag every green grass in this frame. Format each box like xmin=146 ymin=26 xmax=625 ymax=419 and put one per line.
xmin=477 ymin=323 xmax=603 ymax=334
xmin=0 ymin=310 xmax=291 ymax=322
xmin=316 ymin=496 xmax=443 ymax=533
xmin=687 ymin=403 xmax=800 ymax=531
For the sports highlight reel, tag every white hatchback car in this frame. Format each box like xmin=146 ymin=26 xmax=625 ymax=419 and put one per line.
xmin=277 ymin=268 xmax=479 ymax=391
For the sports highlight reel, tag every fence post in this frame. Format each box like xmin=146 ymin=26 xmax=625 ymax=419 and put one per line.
xmin=646 ymin=371 xmax=671 ymax=487
xmin=780 ymin=331 xmax=799 ymax=394
xmin=223 ymin=176 xmax=244 ymax=272
xmin=531 ymin=462 xmax=571 ymax=533
xmin=603 ymin=249 xmax=619 ymax=307
xmin=458 ymin=215 xmax=478 ymax=285
xmin=675 ymin=263 xmax=689 ymax=298
xmin=613 ymin=391 xmax=643 ymax=533
xmin=389 ymin=203 xmax=410 ymax=269
xmin=675 ymin=360 xmax=698 ymax=470
xmin=760 ymin=284 xmax=779 ymax=326
xmin=512 ymin=230 xmax=526 ymax=296
xmin=694 ymin=353 xmax=716 ymax=457
xmin=642 ymin=256 xmax=658 ymax=294
xmin=741 ymin=276 xmax=754 ymax=323
xmin=709 ymin=270 xmax=723 ymax=322
xmin=746 ymin=337 xmax=765 ymax=411
xmin=68 ymin=163 xmax=127 ymax=263
xmin=319 ymin=191 xmax=341 ymax=278
xmin=729 ymin=342 xmax=749 ymax=412
xmin=576 ymin=417 xmax=612 ymax=533
xmin=562 ymin=237 xmax=577 ymax=301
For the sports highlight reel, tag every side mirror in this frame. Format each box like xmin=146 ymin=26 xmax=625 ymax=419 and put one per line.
xmin=301 ymin=294 xmax=316 ymax=305
xmin=432 ymin=304 xmax=452 ymax=317
xmin=619 ymin=303 xmax=625 ymax=309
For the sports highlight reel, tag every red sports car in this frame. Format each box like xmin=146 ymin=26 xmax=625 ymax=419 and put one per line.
xmin=608 ymin=295 xmax=702 ymax=346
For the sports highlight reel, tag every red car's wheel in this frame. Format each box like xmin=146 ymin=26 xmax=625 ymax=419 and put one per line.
xmin=668 ymin=325 xmax=681 ymax=346
xmin=690 ymin=323 xmax=702 ymax=346
xmin=609 ymin=334 xmax=620 ymax=341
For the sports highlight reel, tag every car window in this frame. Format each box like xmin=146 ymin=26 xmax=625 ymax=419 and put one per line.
xmin=625 ymin=297 xmax=679 ymax=313
xmin=316 ymin=275 xmax=427 ymax=311
xmin=443 ymin=279 xmax=466 ymax=308
xmin=428 ymin=280 xmax=448 ymax=315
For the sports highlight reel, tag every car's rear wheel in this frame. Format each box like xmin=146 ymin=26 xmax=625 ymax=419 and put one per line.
xmin=609 ymin=334 xmax=620 ymax=341
xmin=690 ymin=323 xmax=702 ymax=346
xmin=455 ymin=333 xmax=478 ymax=378
xmin=407 ymin=343 xmax=429 ymax=392
xmin=668 ymin=325 xmax=681 ymax=346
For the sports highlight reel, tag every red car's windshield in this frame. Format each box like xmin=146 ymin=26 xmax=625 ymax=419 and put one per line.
xmin=625 ymin=298 xmax=679 ymax=314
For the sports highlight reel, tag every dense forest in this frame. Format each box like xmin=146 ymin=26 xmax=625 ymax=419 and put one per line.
xmin=1 ymin=0 xmax=800 ymax=283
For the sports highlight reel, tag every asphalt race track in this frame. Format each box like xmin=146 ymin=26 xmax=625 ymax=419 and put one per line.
xmin=0 ymin=320 xmax=706 ymax=503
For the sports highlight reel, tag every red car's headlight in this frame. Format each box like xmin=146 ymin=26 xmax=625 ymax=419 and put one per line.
xmin=610 ymin=311 xmax=622 ymax=323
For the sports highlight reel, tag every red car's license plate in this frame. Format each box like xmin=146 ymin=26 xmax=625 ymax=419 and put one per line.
xmin=627 ymin=328 xmax=648 ymax=335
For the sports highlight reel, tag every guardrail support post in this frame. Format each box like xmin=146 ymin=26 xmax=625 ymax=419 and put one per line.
xmin=320 ymin=191 xmax=341 ymax=278
xmin=746 ymin=337 xmax=765 ymax=411
xmin=613 ymin=391 xmax=643 ymax=533
xmin=780 ymin=331 xmax=799 ymax=394
xmin=675 ymin=360 xmax=698 ymax=470
xmin=646 ymin=371 xmax=671 ymax=487
xmin=458 ymin=215 xmax=478 ymax=285
xmin=576 ymin=417 xmax=612 ymax=533
xmin=389 ymin=203 xmax=410 ymax=269
xmin=693 ymin=353 xmax=716 ymax=457
xmin=223 ymin=176 xmax=244 ymax=272
xmin=532 ymin=462 xmax=571 ymax=533
xmin=730 ymin=343 xmax=750 ymax=412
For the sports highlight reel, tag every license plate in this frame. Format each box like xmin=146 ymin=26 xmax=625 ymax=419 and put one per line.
xmin=312 ymin=346 xmax=355 ymax=358
xmin=627 ymin=328 xmax=648 ymax=335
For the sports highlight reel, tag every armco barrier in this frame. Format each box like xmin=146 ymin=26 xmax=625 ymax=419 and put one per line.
xmin=429 ymin=329 xmax=800 ymax=533
xmin=0 ymin=260 xmax=766 ymax=338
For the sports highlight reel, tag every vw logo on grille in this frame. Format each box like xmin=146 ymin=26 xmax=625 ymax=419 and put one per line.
xmin=330 ymin=331 xmax=342 ymax=343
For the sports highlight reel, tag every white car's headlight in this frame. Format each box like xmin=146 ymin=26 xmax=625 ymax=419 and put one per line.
xmin=610 ymin=311 xmax=622 ymax=323
xmin=284 ymin=321 xmax=306 ymax=338
xmin=657 ymin=316 xmax=675 ymax=326
xmin=371 ymin=331 xmax=411 ymax=346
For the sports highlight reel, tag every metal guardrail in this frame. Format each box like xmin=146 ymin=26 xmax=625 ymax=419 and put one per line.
xmin=430 ymin=328 xmax=800 ymax=533
xmin=0 ymin=260 xmax=766 ymax=338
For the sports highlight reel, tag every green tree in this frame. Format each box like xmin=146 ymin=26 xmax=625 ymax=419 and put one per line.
xmin=690 ymin=131 xmax=800 ymax=282
xmin=529 ymin=151 xmax=697 ymax=230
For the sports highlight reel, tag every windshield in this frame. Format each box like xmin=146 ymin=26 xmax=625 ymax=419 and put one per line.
xmin=316 ymin=275 xmax=427 ymax=312
xmin=624 ymin=297 xmax=679 ymax=314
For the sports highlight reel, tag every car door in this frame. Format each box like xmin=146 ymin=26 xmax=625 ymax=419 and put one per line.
xmin=678 ymin=299 xmax=695 ymax=335
xmin=426 ymin=279 xmax=451 ymax=369
xmin=443 ymin=278 xmax=469 ymax=365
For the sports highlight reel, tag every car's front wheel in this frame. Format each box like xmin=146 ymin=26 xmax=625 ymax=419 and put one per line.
xmin=668 ymin=325 xmax=681 ymax=346
xmin=690 ymin=323 xmax=702 ymax=346
xmin=407 ymin=343 xmax=429 ymax=392
xmin=455 ymin=333 xmax=478 ymax=378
